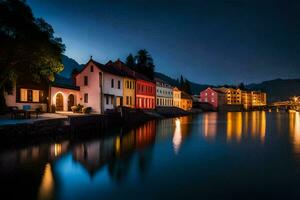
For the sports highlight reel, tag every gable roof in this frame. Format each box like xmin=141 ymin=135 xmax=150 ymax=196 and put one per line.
xmin=76 ymin=58 xmax=124 ymax=77
xmin=181 ymin=91 xmax=192 ymax=100
xmin=106 ymin=59 xmax=154 ymax=83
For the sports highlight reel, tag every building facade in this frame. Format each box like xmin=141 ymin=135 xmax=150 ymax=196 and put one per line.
xmin=155 ymin=79 xmax=173 ymax=107
xmin=200 ymin=86 xmax=267 ymax=110
xmin=180 ymin=91 xmax=193 ymax=110
xmin=173 ymin=87 xmax=181 ymax=108
xmin=75 ymin=59 xmax=124 ymax=113
xmin=135 ymin=78 xmax=156 ymax=109
xmin=199 ymin=87 xmax=226 ymax=110
xmin=107 ymin=60 xmax=136 ymax=109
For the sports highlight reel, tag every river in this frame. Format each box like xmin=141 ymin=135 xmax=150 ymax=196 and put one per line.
xmin=1 ymin=111 xmax=300 ymax=199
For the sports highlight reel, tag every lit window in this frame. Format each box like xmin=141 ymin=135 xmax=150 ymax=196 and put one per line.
xmin=20 ymin=89 xmax=27 ymax=102
xmin=32 ymin=90 xmax=39 ymax=102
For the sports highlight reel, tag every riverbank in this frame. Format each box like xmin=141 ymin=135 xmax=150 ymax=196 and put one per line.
xmin=0 ymin=107 xmax=198 ymax=144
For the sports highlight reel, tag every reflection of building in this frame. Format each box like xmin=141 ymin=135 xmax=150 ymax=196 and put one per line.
xmin=38 ymin=163 xmax=54 ymax=200
xmin=202 ymin=113 xmax=218 ymax=141
xmin=72 ymin=139 xmax=115 ymax=175
xmin=289 ymin=112 xmax=300 ymax=159
xmin=226 ymin=112 xmax=242 ymax=142
xmin=225 ymin=111 xmax=266 ymax=143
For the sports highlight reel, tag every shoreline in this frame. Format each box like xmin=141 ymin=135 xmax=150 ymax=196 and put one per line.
xmin=0 ymin=107 xmax=199 ymax=146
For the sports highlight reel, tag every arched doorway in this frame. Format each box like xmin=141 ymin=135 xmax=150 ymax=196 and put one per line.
xmin=56 ymin=93 xmax=64 ymax=111
xmin=68 ymin=94 xmax=75 ymax=111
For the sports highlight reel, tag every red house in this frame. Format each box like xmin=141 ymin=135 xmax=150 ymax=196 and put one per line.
xmin=199 ymin=87 xmax=225 ymax=110
xmin=135 ymin=74 xmax=156 ymax=109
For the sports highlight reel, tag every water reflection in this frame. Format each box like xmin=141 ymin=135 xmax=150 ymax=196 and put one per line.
xmin=202 ymin=113 xmax=217 ymax=141
xmin=173 ymin=118 xmax=182 ymax=154
xmin=225 ymin=111 xmax=266 ymax=143
xmin=38 ymin=163 xmax=54 ymax=200
xmin=289 ymin=112 xmax=300 ymax=160
xmin=2 ymin=112 xmax=300 ymax=200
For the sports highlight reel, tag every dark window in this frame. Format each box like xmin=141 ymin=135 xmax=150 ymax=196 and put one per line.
xmin=27 ymin=90 xmax=33 ymax=102
xmin=84 ymin=76 xmax=88 ymax=86
xmin=111 ymin=79 xmax=114 ymax=88
xmin=90 ymin=65 xmax=94 ymax=72
xmin=106 ymin=96 xmax=109 ymax=104
xmin=118 ymin=80 xmax=121 ymax=89
xmin=84 ymin=93 xmax=88 ymax=103
xmin=126 ymin=96 xmax=129 ymax=105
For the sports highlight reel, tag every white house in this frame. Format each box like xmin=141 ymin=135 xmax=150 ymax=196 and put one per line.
xmin=155 ymin=78 xmax=173 ymax=107
xmin=75 ymin=58 xmax=124 ymax=113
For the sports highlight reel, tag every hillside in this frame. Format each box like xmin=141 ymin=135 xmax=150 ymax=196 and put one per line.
xmin=247 ymin=79 xmax=300 ymax=102
xmin=60 ymin=55 xmax=82 ymax=78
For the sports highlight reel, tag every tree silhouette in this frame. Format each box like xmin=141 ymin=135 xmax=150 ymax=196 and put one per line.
xmin=134 ymin=49 xmax=155 ymax=80
xmin=0 ymin=0 xmax=65 ymax=110
xmin=125 ymin=54 xmax=136 ymax=71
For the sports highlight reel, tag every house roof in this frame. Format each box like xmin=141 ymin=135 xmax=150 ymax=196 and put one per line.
xmin=76 ymin=58 xmax=124 ymax=77
xmin=106 ymin=59 xmax=155 ymax=83
xmin=181 ymin=91 xmax=192 ymax=100
xmin=51 ymin=74 xmax=79 ymax=90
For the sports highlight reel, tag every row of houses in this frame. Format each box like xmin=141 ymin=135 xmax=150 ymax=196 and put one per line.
xmin=4 ymin=57 xmax=193 ymax=113
xmin=199 ymin=87 xmax=267 ymax=110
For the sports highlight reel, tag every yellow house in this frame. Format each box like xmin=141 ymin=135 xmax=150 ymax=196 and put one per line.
xmin=123 ymin=77 xmax=135 ymax=108
xmin=180 ymin=91 xmax=193 ymax=110
xmin=173 ymin=87 xmax=181 ymax=108
xmin=106 ymin=59 xmax=136 ymax=108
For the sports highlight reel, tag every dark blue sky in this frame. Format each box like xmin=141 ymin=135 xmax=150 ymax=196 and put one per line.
xmin=27 ymin=0 xmax=300 ymax=85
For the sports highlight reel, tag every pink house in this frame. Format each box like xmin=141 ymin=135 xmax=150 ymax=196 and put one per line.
xmin=199 ymin=87 xmax=225 ymax=110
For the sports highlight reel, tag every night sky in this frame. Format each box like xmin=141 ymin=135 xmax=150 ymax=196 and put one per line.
xmin=27 ymin=0 xmax=300 ymax=85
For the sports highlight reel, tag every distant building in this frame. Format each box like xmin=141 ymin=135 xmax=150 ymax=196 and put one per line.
xmin=180 ymin=91 xmax=193 ymax=110
xmin=199 ymin=87 xmax=226 ymax=110
xmin=173 ymin=87 xmax=192 ymax=110
xmin=155 ymin=78 xmax=173 ymax=107
xmin=199 ymin=86 xmax=267 ymax=110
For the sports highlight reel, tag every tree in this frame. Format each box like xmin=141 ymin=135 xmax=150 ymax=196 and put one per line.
xmin=0 ymin=0 xmax=65 ymax=110
xmin=134 ymin=49 xmax=155 ymax=80
xmin=238 ymin=82 xmax=245 ymax=90
xmin=125 ymin=54 xmax=135 ymax=71
xmin=182 ymin=78 xmax=192 ymax=94
xmin=179 ymin=75 xmax=184 ymax=89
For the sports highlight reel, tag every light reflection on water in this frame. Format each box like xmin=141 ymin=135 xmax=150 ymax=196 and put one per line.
xmin=1 ymin=112 xmax=300 ymax=199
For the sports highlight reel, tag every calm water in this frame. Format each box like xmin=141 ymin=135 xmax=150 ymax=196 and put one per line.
xmin=1 ymin=111 xmax=300 ymax=199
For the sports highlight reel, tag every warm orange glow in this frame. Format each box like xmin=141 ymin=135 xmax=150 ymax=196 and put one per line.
xmin=260 ymin=112 xmax=266 ymax=144
xmin=226 ymin=112 xmax=242 ymax=142
xmin=203 ymin=113 xmax=217 ymax=141
xmin=290 ymin=112 xmax=300 ymax=158
xmin=173 ymin=118 xmax=182 ymax=154
xmin=54 ymin=143 xmax=62 ymax=157
xmin=38 ymin=163 xmax=54 ymax=200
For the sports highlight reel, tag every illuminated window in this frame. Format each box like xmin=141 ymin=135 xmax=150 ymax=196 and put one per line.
xmin=32 ymin=90 xmax=39 ymax=102
xmin=20 ymin=89 xmax=27 ymax=102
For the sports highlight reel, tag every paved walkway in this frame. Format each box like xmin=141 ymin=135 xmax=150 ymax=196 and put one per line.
xmin=0 ymin=113 xmax=68 ymax=126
